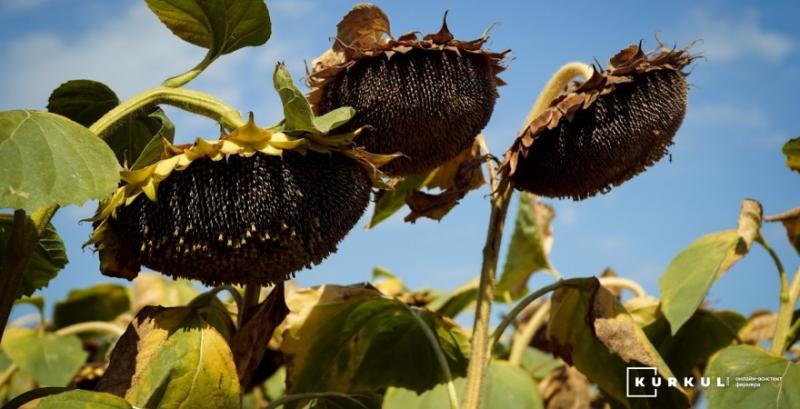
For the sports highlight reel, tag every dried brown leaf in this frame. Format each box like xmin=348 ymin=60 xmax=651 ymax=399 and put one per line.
xmin=333 ymin=3 xmax=391 ymax=54
xmin=231 ymin=283 xmax=289 ymax=389
xmin=538 ymin=366 xmax=591 ymax=409
xmin=739 ymin=311 xmax=777 ymax=344
xmin=404 ymin=138 xmax=485 ymax=222
xmin=737 ymin=199 xmax=763 ymax=251
xmin=765 ymin=206 xmax=800 ymax=254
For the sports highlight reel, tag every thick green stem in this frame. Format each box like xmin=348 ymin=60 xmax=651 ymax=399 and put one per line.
xmin=462 ymin=182 xmax=512 ymax=408
xmin=757 ymin=236 xmax=797 ymax=355
xmin=89 ymin=86 xmax=245 ymax=138
xmin=461 ymin=62 xmax=594 ymax=409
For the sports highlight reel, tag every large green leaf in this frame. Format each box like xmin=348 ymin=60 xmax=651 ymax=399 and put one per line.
xmin=367 ymin=174 xmax=428 ymax=229
xmin=496 ymin=192 xmax=555 ymax=300
xmin=146 ymin=0 xmax=270 ymax=59
xmin=660 ymin=199 xmax=761 ymax=334
xmin=383 ymin=361 xmax=543 ymax=409
xmin=1 ymin=327 xmax=87 ymax=386
xmin=0 ymin=351 xmax=36 ymax=403
xmin=548 ymin=279 xmax=689 ymax=408
xmin=0 ymin=215 xmax=67 ymax=298
xmin=53 ymin=283 xmax=130 ymax=329
xmin=46 ymin=80 xmax=118 ymax=127
xmin=706 ymin=345 xmax=799 ymax=409
xmin=47 ymin=80 xmax=174 ymax=168
xmin=654 ymin=310 xmax=746 ymax=381
xmin=0 ymin=110 xmax=119 ymax=212
xmin=35 ymin=389 xmax=133 ymax=409
xmin=280 ymin=285 xmax=469 ymax=406
xmin=659 ymin=230 xmax=745 ymax=334
xmin=96 ymin=306 xmax=240 ymax=409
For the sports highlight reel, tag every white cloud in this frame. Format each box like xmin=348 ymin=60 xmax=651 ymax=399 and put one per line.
xmin=0 ymin=4 xmax=203 ymax=109
xmin=0 ymin=1 xmax=322 ymax=140
xmin=687 ymin=8 xmax=793 ymax=63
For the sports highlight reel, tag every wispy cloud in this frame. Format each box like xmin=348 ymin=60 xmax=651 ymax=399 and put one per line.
xmin=687 ymin=8 xmax=793 ymax=63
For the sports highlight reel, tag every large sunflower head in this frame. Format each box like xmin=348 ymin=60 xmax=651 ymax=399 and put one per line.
xmin=501 ymin=42 xmax=696 ymax=200
xmin=308 ymin=4 xmax=509 ymax=176
xmin=87 ymin=65 xmax=395 ymax=286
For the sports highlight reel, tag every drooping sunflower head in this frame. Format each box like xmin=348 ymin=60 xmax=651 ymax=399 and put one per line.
xmin=308 ymin=4 xmax=509 ymax=176
xmin=501 ymin=42 xmax=696 ymax=200
xmin=87 ymin=65 xmax=395 ymax=286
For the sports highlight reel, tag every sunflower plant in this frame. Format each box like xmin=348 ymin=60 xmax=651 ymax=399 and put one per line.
xmin=0 ymin=2 xmax=798 ymax=409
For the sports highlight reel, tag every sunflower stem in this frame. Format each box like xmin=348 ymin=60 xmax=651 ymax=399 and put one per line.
xmin=508 ymin=300 xmax=550 ymax=366
xmin=54 ymin=321 xmax=126 ymax=337
xmin=162 ymin=51 xmax=214 ymax=88
xmin=89 ymin=86 xmax=245 ymax=138
xmin=240 ymin=284 xmax=262 ymax=327
xmin=524 ymin=62 xmax=594 ymax=128
xmin=462 ymin=62 xmax=594 ymax=409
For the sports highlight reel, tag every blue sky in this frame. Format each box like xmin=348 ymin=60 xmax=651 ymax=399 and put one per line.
xmin=1 ymin=0 xmax=798 ymax=322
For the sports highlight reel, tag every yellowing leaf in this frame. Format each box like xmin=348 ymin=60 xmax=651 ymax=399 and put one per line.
xmin=37 ymin=389 xmax=133 ymax=409
xmin=280 ymin=284 xmax=469 ymax=405
xmin=96 ymin=306 xmax=240 ymax=409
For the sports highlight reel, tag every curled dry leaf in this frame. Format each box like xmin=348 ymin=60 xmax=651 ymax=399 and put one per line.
xmin=736 ymin=198 xmax=763 ymax=251
xmin=333 ymin=3 xmax=391 ymax=54
xmin=404 ymin=137 xmax=486 ymax=222
xmin=765 ymin=206 xmax=800 ymax=253
xmin=739 ymin=311 xmax=777 ymax=344
xmin=538 ymin=366 xmax=591 ymax=409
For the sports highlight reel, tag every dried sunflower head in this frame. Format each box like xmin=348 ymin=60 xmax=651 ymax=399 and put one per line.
xmin=501 ymin=42 xmax=696 ymax=200
xmin=87 ymin=65 xmax=395 ymax=286
xmin=308 ymin=4 xmax=509 ymax=176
